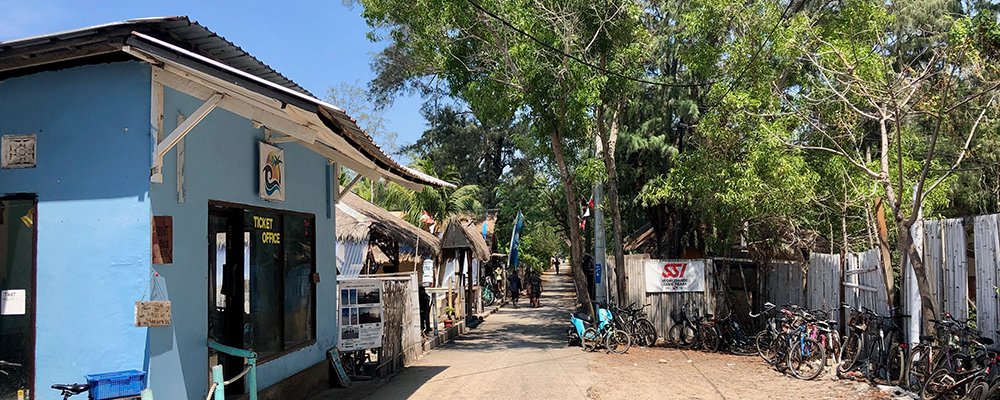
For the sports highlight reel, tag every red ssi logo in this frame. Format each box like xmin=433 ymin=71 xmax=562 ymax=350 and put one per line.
xmin=661 ymin=263 xmax=688 ymax=278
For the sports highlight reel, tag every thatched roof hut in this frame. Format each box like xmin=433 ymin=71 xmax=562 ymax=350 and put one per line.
xmin=335 ymin=191 xmax=440 ymax=257
xmin=440 ymin=216 xmax=491 ymax=261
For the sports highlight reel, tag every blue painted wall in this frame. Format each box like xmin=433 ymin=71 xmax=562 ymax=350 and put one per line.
xmin=149 ymin=86 xmax=337 ymax=399
xmin=0 ymin=62 xmax=152 ymax=395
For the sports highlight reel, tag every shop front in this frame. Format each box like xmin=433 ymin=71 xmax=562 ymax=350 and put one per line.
xmin=0 ymin=17 xmax=445 ymax=400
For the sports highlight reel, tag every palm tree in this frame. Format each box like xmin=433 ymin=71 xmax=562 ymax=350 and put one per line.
xmin=347 ymin=158 xmax=483 ymax=227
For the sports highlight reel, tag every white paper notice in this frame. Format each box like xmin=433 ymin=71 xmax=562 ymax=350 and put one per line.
xmin=1 ymin=289 xmax=26 ymax=315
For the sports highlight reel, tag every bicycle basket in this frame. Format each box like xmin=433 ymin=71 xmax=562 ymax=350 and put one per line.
xmin=85 ymin=370 xmax=145 ymax=400
xmin=670 ymin=309 xmax=685 ymax=324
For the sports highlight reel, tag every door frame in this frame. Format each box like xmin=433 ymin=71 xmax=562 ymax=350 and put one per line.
xmin=1 ymin=193 xmax=37 ymax=394
xmin=207 ymin=204 xmax=247 ymax=393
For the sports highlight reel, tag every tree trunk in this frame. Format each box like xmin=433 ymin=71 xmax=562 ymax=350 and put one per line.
xmin=597 ymin=107 xmax=628 ymax=304
xmin=550 ymin=125 xmax=593 ymax=314
xmin=874 ymin=198 xmax=894 ymax=308
xmin=897 ymin=222 xmax=938 ymax=333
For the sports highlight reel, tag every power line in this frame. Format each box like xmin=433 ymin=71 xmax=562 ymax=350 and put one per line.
xmin=464 ymin=0 xmax=716 ymax=88
xmin=705 ymin=1 xmax=796 ymax=114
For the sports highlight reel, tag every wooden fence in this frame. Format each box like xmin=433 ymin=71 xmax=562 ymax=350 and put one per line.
xmin=363 ymin=272 xmax=421 ymax=377
xmin=907 ymin=214 xmax=1000 ymax=346
xmin=608 ymin=255 xmax=724 ymax=338
xmin=609 ymin=249 xmax=890 ymax=339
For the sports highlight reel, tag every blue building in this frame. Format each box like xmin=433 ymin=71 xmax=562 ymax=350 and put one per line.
xmin=0 ymin=17 xmax=445 ymax=400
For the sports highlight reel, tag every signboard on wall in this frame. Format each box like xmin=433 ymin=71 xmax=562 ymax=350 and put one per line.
xmin=422 ymin=259 xmax=434 ymax=287
xmin=259 ymin=142 xmax=285 ymax=202
xmin=152 ymin=216 xmax=173 ymax=264
xmin=644 ymin=259 xmax=706 ymax=293
xmin=338 ymin=279 xmax=383 ymax=351
xmin=135 ymin=300 xmax=171 ymax=327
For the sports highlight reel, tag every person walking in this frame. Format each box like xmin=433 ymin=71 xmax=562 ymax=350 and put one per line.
xmin=528 ymin=270 xmax=543 ymax=307
xmin=506 ymin=271 xmax=522 ymax=308
xmin=419 ymin=285 xmax=431 ymax=334
xmin=553 ymin=258 xmax=560 ymax=275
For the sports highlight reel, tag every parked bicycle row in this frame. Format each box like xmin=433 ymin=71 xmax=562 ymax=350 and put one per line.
xmin=566 ymin=300 xmax=659 ymax=355
xmin=665 ymin=300 xmax=1000 ymax=399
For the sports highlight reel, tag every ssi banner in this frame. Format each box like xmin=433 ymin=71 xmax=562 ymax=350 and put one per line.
xmin=338 ymin=279 xmax=384 ymax=351
xmin=644 ymin=259 xmax=706 ymax=293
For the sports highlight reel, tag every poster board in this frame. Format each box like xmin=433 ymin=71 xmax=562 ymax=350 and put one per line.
xmin=152 ymin=216 xmax=173 ymax=264
xmin=338 ymin=279 xmax=383 ymax=351
xmin=644 ymin=259 xmax=706 ymax=293
xmin=259 ymin=142 xmax=285 ymax=202
xmin=135 ymin=300 xmax=171 ymax=326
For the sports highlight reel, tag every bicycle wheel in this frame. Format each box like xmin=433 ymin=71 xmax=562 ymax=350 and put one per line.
xmin=772 ymin=333 xmax=789 ymax=372
xmin=787 ymin=337 xmax=827 ymax=380
xmin=668 ymin=323 xmax=695 ymax=348
xmin=698 ymin=325 xmax=720 ymax=352
xmin=838 ymin=333 xmax=863 ymax=374
xmin=482 ymin=287 xmax=495 ymax=306
xmin=967 ymin=381 xmax=989 ymax=400
xmin=987 ymin=379 xmax=1000 ymax=400
xmin=607 ymin=329 xmax=632 ymax=354
xmin=887 ymin=345 xmax=906 ymax=386
xmin=632 ymin=318 xmax=657 ymax=347
xmin=905 ymin=347 xmax=932 ymax=392
xmin=582 ymin=327 xmax=599 ymax=352
xmin=756 ymin=330 xmax=776 ymax=363
xmin=921 ymin=368 xmax=956 ymax=400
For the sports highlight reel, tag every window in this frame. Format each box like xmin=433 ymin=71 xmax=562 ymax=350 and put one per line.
xmin=209 ymin=203 xmax=315 ymax=361
xmin=246 ymin=209 xmax=316 ymax=357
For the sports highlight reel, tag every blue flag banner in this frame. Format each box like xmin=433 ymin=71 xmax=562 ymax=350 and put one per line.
xmin=507 ymin=211 xmax=525 ymax=270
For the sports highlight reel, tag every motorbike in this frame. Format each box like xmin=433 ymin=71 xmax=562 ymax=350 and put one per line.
xmin=567 ymin=302 xmax=613 ymax=346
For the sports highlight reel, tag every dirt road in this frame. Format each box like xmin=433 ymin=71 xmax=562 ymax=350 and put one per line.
xmin=313 ymin=270 xmax=591 ymax=399
xmin=588 ymin=346 xmax=878 ymax=399
xmin=313 ymin=270 xmax=880 ymax=400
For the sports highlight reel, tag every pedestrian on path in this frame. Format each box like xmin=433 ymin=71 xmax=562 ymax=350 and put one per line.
xmin=528 ymin=270 xmax=542 ymax=307
xmin=553 ymin=257 xmax=560 ymax=274
xmin=419 ymin=285 xmax=431 ymax=333
xmin=507 ymin=271 xmax=522 ymax=308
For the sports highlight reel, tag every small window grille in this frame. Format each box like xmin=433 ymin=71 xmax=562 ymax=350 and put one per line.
xmin=2 ymin=134 xmax=36 ymax=169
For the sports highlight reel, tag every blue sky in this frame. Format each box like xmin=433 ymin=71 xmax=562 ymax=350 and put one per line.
xmin=0 ymin=0 xmax=428 ymax=152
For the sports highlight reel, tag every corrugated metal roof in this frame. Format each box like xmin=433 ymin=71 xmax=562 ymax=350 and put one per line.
xmin=0 ymin=16 xmax=453 ymax=189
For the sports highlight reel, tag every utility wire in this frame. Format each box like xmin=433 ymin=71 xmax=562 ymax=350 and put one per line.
xmin=705 ymin=0 xmax=796 ymax=114
xmin=464 ymin=0 xmax=716 ymax=88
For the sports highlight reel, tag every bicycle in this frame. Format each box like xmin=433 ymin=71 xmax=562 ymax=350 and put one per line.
xmin=716 ymin=312 xmax=757 ymax=356
xmin=611 ymin=302 xmax=658 ymax=347
xmin=582 ymin=302 xmax=632 ymax=354
xmin=751 ymin=302 xmax=782 ymax=363
xmin=838 ymin=305 xmax=906 ymax=385
xmin=667 ymin=304 xmax=718 ymax=352
xmin=921 ymin=350 xmax=998 ymax=399
xmin=480 ymin=274 xmax=498 ymax=307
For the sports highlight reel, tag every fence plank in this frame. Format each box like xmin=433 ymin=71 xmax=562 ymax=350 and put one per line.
xmin=942 ymin=218 xmax=969 ymax=319
xmin=923 ymin=220 xmax=944 ymax=311
xmin=808 ymin=253 xmax=840 ymax=311
xmin=974 ymin=214 xmax=1000 ymax=348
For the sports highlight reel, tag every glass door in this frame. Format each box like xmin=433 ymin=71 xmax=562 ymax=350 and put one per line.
xmin=0 ymin=197 xmax=36 ymax=400
xmin=207 ymin=207 xmax=246 ymax=393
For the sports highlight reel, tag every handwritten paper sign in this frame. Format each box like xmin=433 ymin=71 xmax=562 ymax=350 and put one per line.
xmin=1 ymin=289 xmax=26 ymax=315
xmin=152 ymin=216 xmax=173 ymax=264
xmin=135 ymin=300 xmax=171 ymax=327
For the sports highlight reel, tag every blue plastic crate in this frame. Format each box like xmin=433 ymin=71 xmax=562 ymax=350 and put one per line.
xmin=85 ymin=370 xmax=146 ymax=400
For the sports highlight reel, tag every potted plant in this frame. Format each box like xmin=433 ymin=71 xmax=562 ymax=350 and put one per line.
xmin=443 ymin=306 xmax=456 ymax=328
